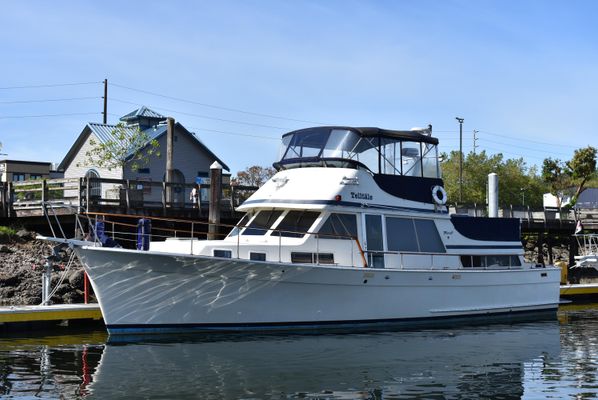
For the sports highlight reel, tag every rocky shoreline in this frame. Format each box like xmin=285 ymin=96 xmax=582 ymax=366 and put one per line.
xmin=0 ymin=230 xmax=91 ymax=306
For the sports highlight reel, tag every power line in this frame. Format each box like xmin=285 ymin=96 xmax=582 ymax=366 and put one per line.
xmin=478 ymin=129 xmax=578 ymax=149
xmin=111 ymin=82 xmax=325 ymax=125
xmin=479 ymin=137 xmax=572 ymax=157
xmin=0 ymin=112 xmax=100 ymax=119
xmin=187 ymin=126 xmax=279 ymax=141
xmin=0 ymin=96 xmax=100 ymax=104
xmin=110 ymin=97 xmax=290 ymax=130
xmin=0 ymin=81 xmax=102 ymax=90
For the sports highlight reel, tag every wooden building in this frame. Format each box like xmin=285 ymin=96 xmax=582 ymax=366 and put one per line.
xmin=57 ymin=106 xmax=229 ymax=205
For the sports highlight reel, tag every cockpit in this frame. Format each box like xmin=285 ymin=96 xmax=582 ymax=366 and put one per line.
xmin=274 ymin=126 xmax=441 ymax=179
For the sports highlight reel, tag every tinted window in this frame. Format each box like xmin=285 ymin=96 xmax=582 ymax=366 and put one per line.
xmin=250 ymin=252 xmax=266 ymax=261
xmin=386 ymin=217 xmax=418 ymax=252
xmin=276 ymin=211 xmax=319 ymax=238
xmin=228 ymin=214 xmax=249 ymax=237
xmin=213 ymin=250 xmax=232 ymax=258
xmin=291 ymin=252 xmax=334 ymax=264
xmin=242 ymin=210 xmax=283 ymax=236
xmin=318 ymin=213 xmax=358 ymax=239
xmin=414 ymin=219 xmax=445 ymax=253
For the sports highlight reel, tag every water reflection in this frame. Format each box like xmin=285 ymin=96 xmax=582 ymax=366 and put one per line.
xmin=100 ymin=323 xmax=561 ymax=399
xmin=2 ymin=307 xmax=598 ymax=399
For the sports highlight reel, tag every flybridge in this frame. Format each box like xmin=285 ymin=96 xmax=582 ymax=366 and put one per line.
xmin=274 ymin=126 xmax=441 ymax=179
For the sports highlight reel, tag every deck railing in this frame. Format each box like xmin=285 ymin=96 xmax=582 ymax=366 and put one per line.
xmin=2 ymin=177 xmax=257 ymax=217
xmin=61 ymin=211 xmax=370 ymax=268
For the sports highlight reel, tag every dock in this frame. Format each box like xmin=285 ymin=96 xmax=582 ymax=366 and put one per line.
xmin=0 ymin=303 xmax=103 ymax=330
xmin=560 ymin=283 xmax=598 ymax=298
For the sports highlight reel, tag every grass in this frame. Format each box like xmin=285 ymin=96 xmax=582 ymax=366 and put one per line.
xmin=0 ymin=226 xmax=17 ymax=237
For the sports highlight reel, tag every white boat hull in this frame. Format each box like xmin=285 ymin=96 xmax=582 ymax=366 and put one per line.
xmin=75 ymin=246 xmax=561 ymax=335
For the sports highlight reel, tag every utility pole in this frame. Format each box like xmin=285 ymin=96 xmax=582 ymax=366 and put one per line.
xmin=102 ymin=79 xmax=108 ymax=124
xmin=165 ymin=117 xmax=175 ymax=206
xmin=473 ymin=129 xmax=479 ymax=155
xmin=456 ymin=117 xmax=464 ymax=202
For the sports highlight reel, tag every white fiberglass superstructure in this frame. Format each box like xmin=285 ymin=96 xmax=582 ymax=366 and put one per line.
xmin=51 ymin=126 xmax=561 ymax=334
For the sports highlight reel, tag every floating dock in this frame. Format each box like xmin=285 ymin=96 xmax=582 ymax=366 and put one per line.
xmin=560 ymin=283 xmax=598 ymax=298
xmin=0 ymin=303 xmax=103 ymax=330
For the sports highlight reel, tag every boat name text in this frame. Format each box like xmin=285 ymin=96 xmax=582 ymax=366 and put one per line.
xmin=350 ymin=192 xmax=373 ymax=201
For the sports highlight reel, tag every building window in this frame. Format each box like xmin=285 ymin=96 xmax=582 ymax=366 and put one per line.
xmin=29 ymin=174 xmax=43 ymax=180
xmin=12 ymin=174 xmax=26 ymax=182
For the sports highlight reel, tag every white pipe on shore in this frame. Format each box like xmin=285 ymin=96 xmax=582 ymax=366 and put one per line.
xmin=488 ymin=173 xmax=498 ymax=218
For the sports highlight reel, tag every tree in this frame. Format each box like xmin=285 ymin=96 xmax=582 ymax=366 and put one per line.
xmin=233 ymin=165 xmax=276 ymax=187
xmin=567 ymin=146 xmax=597 ymax=201
xmin=81 ymin=123 xmax=160 ymax=172
xmin=542 ymin=146 xmax=597 ymax=206
xmin=441 ymin=150 xmax=545 ymax=207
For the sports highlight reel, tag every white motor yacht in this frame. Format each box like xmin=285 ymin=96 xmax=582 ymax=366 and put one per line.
xmin=42 ymin=125 xmax=560 ymax=334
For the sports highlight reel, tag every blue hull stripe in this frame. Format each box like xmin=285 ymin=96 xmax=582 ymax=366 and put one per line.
xmin=445 ymin=245 xmax=522 ymax=249
xmin=241 ymin=198 xmax=447 ymax=214
xmin=106 ymin=307 xmax=558 ymax=335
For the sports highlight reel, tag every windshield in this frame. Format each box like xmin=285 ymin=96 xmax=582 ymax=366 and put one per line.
xmin=276 ymin=127 xmax=440 ymax=178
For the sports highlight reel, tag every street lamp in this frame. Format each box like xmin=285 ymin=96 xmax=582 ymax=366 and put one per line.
xmin=520 ymin=188 xmax=526 ymax=207
xmin=455 ymin=117 xmax=464 ymax=202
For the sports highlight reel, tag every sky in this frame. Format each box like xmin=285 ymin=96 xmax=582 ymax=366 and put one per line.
xmin=1 ymin=0 xmax=597 ymax=174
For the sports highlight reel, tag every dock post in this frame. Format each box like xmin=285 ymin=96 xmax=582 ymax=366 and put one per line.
xmin=547 ymin=234 xmax=554 ymax=265
xmin=537 ymin=232 xmax=545 ymax=265
xmin=208 ymin=161 xmax=222 ymax=240
xmin=42 ymin=258 xmax=52 ymax=306
xmin=165 ymin=117 xmax=175 ymax=206
xmin=488 ymin=173 xmax=498 ymax=218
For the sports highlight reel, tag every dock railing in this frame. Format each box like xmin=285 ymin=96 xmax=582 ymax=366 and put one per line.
xmin=4 ymin=177 xmax=257 ymax=218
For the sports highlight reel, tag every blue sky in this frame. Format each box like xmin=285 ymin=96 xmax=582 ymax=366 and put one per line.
xmin=1 ymin=0 xmax=597 ymax=174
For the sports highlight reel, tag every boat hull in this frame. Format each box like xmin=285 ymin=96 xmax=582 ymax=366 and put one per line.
xmin=75 ymin=246 xmax=561 ymax=335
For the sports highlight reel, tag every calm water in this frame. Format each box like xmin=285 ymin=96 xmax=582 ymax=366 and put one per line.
xmin=1 ymin=305 xmax=598 ymax=399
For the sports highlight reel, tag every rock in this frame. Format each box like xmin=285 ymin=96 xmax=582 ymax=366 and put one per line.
xmin=0 ymin=245 xmax=12 ymax=253
xmin=16 ymin=229 xmax=35 ymax=241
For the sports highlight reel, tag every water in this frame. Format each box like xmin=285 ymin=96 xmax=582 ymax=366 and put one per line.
xmin=1 ymin=305 xmax=598 ymax=399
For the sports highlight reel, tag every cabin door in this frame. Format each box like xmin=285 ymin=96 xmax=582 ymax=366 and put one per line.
xmin=364 ymin=214 xmax=385 ymax=268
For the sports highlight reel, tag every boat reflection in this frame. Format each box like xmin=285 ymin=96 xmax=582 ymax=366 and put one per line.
xmin=86 ymin=321 xmax=560 ymax=399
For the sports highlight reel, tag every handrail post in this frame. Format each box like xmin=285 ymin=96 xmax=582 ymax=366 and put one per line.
xmin=41 ymin=179 xmax=47 ymax=205
xmin=125 ymin=179 xmax=131 ymax=212
xmin=278 ymin=231 xmax=282 ymax=263
xmin=237 ymin=228 xmax=240 ymax=258
xmin=316 ymin=233 xmax=320 ymax=265
xmin=190 ymin=221 xmax=194 ymax=255
xmin=78 ymin=177 xmax=83 ymax=210
xmin=85 ymin=177 xmax=90 ymax=213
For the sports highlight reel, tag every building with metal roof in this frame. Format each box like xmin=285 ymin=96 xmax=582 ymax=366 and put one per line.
xmin=58 ymin=106 xmax=229 ymax=204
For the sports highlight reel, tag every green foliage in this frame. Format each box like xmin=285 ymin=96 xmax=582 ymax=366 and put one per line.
xmin=233 ymin=165 xmax=276 ymax=187
xmin=0 ymin=226 xmax=16 ymax=239
xmin=82 ymin=123 xmax=160 ymax=172
xmin=441 ymin=150 xmax=545 ymax=207
xmin=541 ymin=146 xmax=597 ymax=206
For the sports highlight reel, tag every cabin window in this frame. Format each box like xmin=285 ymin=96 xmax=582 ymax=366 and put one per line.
xmin=275 ymin=211 xmax=320 ymax=238
xmin=365 ymin=214 xmax=384 ymax=268
xmin=318 ymin=213 xmax=358 ymax=239
xmin=291 ymin=252 xmax=334 ymax=264
xmin=413 ymin=219 xmax=445 ymax=253
xmin=213 ymin=249 xmax=232 ymax=258
xmin=250 ymin=252 xmax=266 ymax=261
xmin=386 ymin=217 xmax=445 ymax=253
xmin=386 ymin=217 xmax=418 ymax=252
xmin=229 ymin=214 xmax=250 ymax=237
xmin=461 ymin=255 xmax=522 ymax=268
xmin=242 ymin=210 xmax=283 ymax=236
